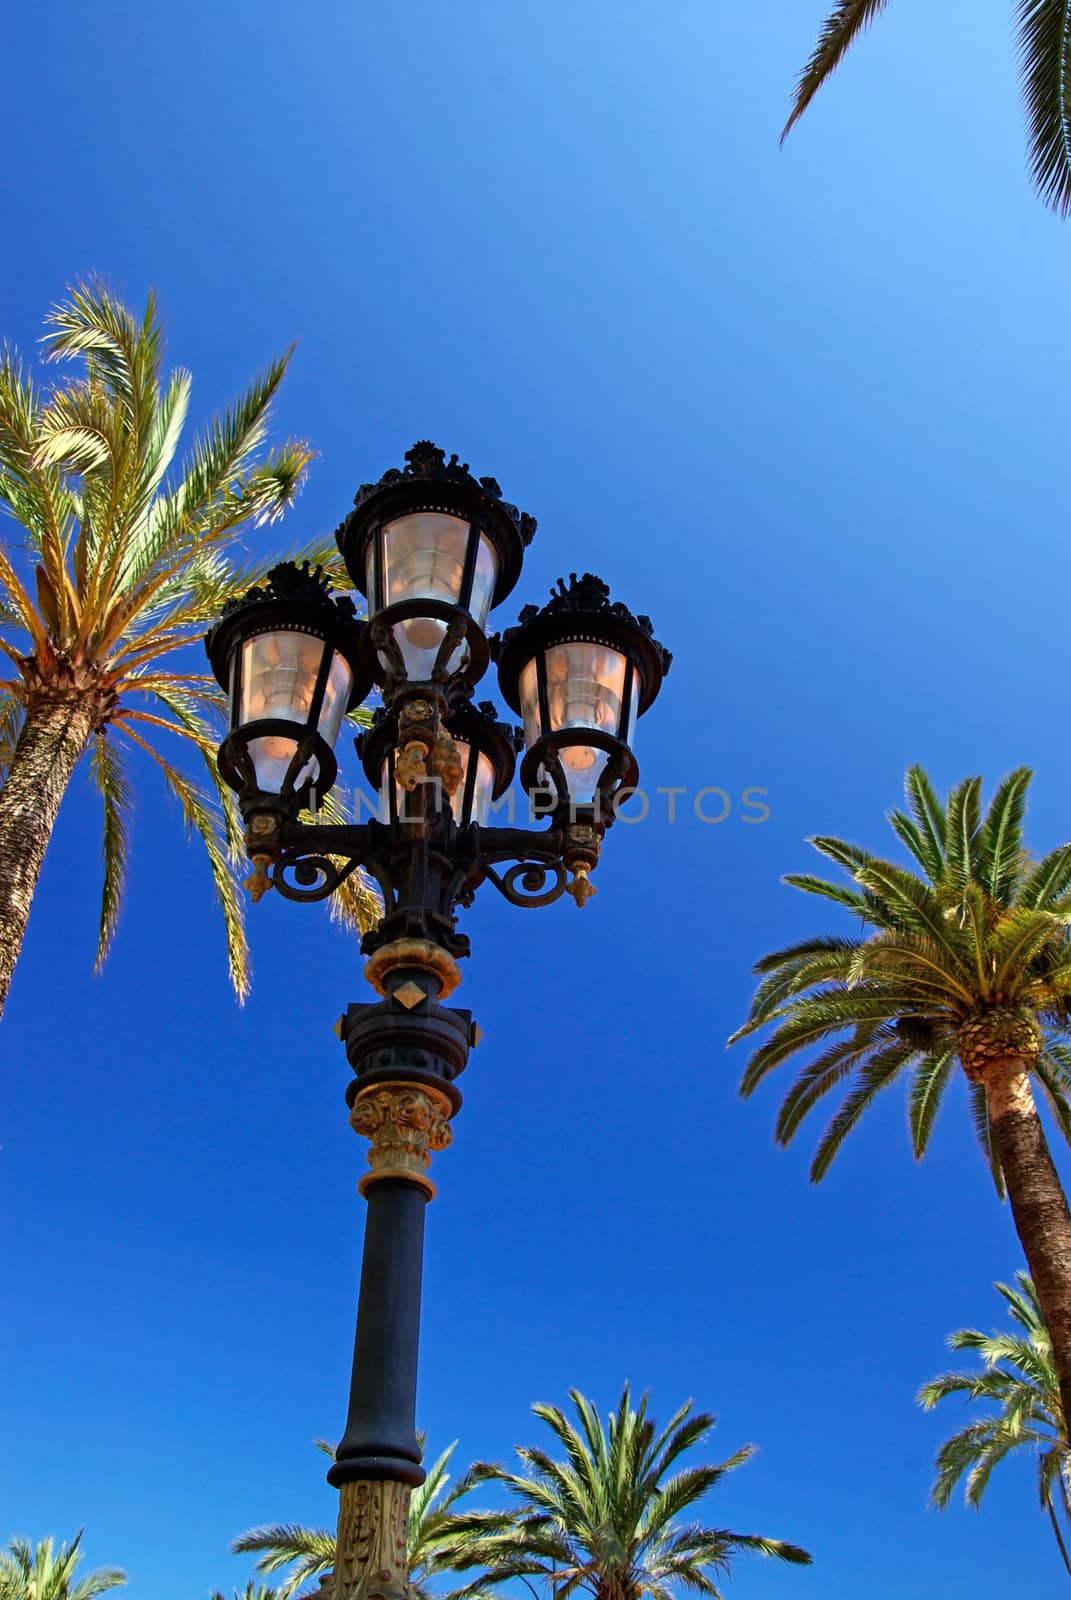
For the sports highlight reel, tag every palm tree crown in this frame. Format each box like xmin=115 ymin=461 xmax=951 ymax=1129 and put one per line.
xmin=445 ymin=1385 xmax=811 ymax=1600
xmin=0 ymin=1534 xmax=124 ymax=1600
xmin=732 ymin=765 xmax=1071 ymax=1187
xmin=234 ymin=1439 xmax=478 ymax=1600
xmin=782 ymin=2 xmax=1071 ymax=215
xmin=919 ymin=1272 xmax=1071 ymax=1574
xmin=0 ymin=282 xmax=376 ymax=1006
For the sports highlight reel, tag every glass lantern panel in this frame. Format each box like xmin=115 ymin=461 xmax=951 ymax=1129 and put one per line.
xmin=557 ymin=745 xmax=610 ymax=806
xmin=544 ymin=642 xmax=628 ymax=737
xmin=471 ymin=750 xmax=497 ymax=823
xmin=454 ymin=740 xmax=497 ymax=824
xmin=378 ymin=768 xmax=396 ymax=824
xmin=381 ymin=513 xmax=471 ymax=609
xmin=385 ymin=617 xmax=468 ymax=682
xmin=518 ymin=658 xmax=541 ymax=748
xmin=468 ymin=534 xmax=498 ymax=628
xmin=317 ymin=652 xmax=354 ymax=748
xmin=246 ymin=735 xmax=319 ymax=796
xmin=238 ymin=631 xmax=325 ymax=725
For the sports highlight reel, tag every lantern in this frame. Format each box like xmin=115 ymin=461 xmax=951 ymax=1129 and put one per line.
xmin=206 ymin=563 xmax=369 ymax=808
xmin=336 ymin=442 xmax=535 ymax=689
xmin=494 ymin=573 xmax=671 ymax=808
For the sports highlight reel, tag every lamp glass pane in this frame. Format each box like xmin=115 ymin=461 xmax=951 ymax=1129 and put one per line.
xmin=236 ymin=630 xmax=328 ymax=794
xmin=381 ymin=513 xmax=470 ymax=608
xmin=521 ymin=642 xmax=630 ymax=805
xmin=238 ymin=631 xmax=325 ymax=724
xmin=472 ymin=750 xmax=496 ymax=823
xmin=317 ymin=652 xmax=354 ymax=748
xmin=454 ymin=740 xmax=497 ymax=824
xmin=544 ymin=641 xmax=628 ymax=737
xmin=387 ymin=619 xmax=468 ymax=681
xmin=246 ymin=736 xmax=319 ymax=796
xmin=378 ymin=768 xmax=396 ymax=823
xmin=468 ymin=535 xmax=498 ymax=627
xmin=370 ymin=513 xmax=498 ymax=681
xmin=518 ymin=658 xmax=541 ymax=747
xmin=548 ymin=747 xmax=609 ymax=806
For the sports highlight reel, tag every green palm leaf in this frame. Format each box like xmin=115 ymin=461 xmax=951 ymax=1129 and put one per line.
xmin=781 ymin=1 xmax=891 ymax=141
xmin=1018 ymin=0 xmax=1071 ymax=213
xmin=921 ymin=1274 xmax=1068 ymax=1561
xmin=979 ymin=767 xmax=1031 ymax=902
xmin=88 ymin=730 xmax=133 ymax=969
xmin=908 ymin=1048 xmax=956 ymax=1159
xmin=443 ymin=1386 xmax=810 ymax=1599
xmin=785 ymin=1 xmax=1071 ymax=214
xmin=0 ymin=1533 xmax=125 ymax=1600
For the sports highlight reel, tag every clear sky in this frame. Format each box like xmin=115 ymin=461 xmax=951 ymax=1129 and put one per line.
xmin=4 ymin=2 xmax=1071 ymax=1597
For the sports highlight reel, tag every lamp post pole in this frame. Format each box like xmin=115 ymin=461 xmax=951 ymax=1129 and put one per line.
xmin=206 ymin=445 xmax=670 ymax=1600
xmin=328 ymin=939 xmax=466 ymax=1600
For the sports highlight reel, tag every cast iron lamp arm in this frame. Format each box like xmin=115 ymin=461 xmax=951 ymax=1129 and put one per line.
xmin=238 ymin=807 xmax=577 ymax=915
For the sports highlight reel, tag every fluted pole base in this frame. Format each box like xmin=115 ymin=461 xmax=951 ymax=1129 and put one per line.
xmin=331 ymin=1480 xmax=411 ymax=1600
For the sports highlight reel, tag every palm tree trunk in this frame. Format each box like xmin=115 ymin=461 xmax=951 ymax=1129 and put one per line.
xmin=986 ymin=1058 xmax=1071 ymax=1440
xmin=0 ymin=694 xmax=93 ymax=1017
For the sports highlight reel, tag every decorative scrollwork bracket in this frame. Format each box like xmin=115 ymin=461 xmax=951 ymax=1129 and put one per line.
xmin=482 ymin=858 xmax=568 ymax=909
xmin=272 ymin=849 xmax=365 ymax=904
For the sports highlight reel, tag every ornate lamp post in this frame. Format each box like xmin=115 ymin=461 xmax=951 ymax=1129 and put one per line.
xmin=206 ymin=444 xmax=670 ymax=1600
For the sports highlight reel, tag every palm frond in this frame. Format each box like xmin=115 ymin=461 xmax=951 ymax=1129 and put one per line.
xmin=1017 ymin=0 xmax=1071 ymax=214
xmin=908 ymin=1049 xmax=956 ymax=1159
xmin=458 ymin=1387 xmax=809 ymax=1596
xmin=117 ymin=721 xmax=249 ymax=999
xmin=810 ymin=1041 xmax=911 ymax=1181
xmin=89 ymin=729 xmax=133 ymax=969
xmin=971 ymin=1078 xmax=1006 ymax=1197
xmin=1019 ymin=844 xmax=1071 ymax=909
xmin=920 ymin=1268 xmax=1066 ymax=1556
xmin=231 ymin=1525 xmax=334 ymax=1600
xmin=944 ymin=777 xmax=983 ymax=893
xmin=979 ymin=767 xmax=1032 ymax=902
xmin=0 ymin=1533 xmax=126 ymax=1600
xmin=905 ymin=764 xmax=947 ymax=872
xmin=781 ymin=1 xmax=891 ymax=141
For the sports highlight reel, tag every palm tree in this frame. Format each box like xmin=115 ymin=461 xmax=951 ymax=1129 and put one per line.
xmin=0 ymin=1534 xmax=124 ymax=1600
xmin=212 ymin=1586 xmax=285 ymax=1600
xmin=444 ymin=1384 xmax=811 ymax=1600
xmin=0 ymin=281 xmax=376 ymax=1014
xmin=234 ymin=1439 xmax=478 ymax=1600
xmin=731 ymin=765 xmax=1071 ymax=1442
xmin=781 ymin=2 xmax=1071 ymax=214
xmin=919 ymin=1271 xmax=1071 ymax=1576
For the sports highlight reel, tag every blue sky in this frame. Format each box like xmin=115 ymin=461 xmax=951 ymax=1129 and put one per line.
xmin=4 ymin=1 xmax=1071 ymax=1596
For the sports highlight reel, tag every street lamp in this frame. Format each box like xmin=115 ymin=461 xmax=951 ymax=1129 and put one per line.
xmin=206 ymin=444 xmax=670 ymax=1600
